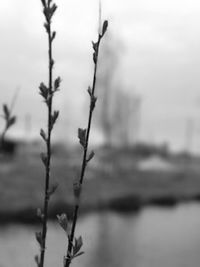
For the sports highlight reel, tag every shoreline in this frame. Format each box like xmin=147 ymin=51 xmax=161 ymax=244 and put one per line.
xmin=1 ymin=194 xmax=200 ymax=225
xmin=1 ymin=151 xmax=200 ymax=225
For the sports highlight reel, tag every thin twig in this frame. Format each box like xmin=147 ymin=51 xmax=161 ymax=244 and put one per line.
xmin=0 ymin=103 xmax=16 ymax=150
xmin=63 ymin=20 xmax=108 ymax=267
xmin=35 ymin=1 xmax=61 ymax=267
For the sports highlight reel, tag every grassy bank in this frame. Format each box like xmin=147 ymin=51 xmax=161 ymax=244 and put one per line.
xmin=0 ymin=146 xmax=200 ymax=223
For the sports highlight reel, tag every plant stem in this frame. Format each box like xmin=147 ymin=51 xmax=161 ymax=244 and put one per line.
xmin=64 ymin=26 xmax=107 ymax=267
xmin=38 ymin=1 xmax=59 ymax=266
xmin=40 ymin=22 xmax=52 ymax=267
xmin=0 ymin=104 xmax=16 ymax=151
xmin=0 ymin=129 xmax=6 ymax=149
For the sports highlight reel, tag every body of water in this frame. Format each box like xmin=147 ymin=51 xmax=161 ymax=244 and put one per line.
xmin=0 ymin=203 xmax=200 ymax=267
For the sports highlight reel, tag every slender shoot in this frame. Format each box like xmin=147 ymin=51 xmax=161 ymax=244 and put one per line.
xmin=57 ymin=20 xmax=108 ymax=267
xmin=35 ymin=1 xmax=61 ymax=266
xmin=0 ymin=103 xmax=16 ymax=149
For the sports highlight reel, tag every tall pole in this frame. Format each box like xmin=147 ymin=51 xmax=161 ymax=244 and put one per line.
xmin=98 ymin=0 xmax=102 ymax=34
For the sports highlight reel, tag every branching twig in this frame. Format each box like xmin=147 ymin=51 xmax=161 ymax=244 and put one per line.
xmin=35 ymin=1 xmax=61 ymax=267
xmin=57 ymin=20 xmax=108 ymax=267
xmin=0 ymin=88 xmax=19 ymax=147
xmin=0 ymin=104 xmax=16 ymax=149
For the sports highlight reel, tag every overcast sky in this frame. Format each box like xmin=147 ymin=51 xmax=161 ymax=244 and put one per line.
xmin=1 ymin=0 xmax=200 ymax=152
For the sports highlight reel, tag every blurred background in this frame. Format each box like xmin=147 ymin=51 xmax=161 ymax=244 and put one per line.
xmin=1 ymin=0 xmax=200 ymax=266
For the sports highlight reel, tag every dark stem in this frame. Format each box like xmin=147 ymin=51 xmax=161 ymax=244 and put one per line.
xmin=1 ymin=100 xmax=17 ymax=152
xmin=0 ymin=129 xmax=6 ymax=150
xmin=64 ymin=36 xmax=102 ymax=267
xmin=40 ymin=4 xmax=53 ymax=267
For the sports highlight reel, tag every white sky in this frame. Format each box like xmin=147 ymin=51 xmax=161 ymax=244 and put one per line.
xmin=1 ymin=0 xmax=200 ymax=152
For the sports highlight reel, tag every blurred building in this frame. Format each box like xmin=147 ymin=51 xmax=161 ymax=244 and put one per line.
xmin=95 ymin=32 xmax=141 ymax=147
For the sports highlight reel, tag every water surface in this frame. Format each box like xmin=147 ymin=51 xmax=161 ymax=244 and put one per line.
xmin=0 ymin=203 xmax=200 ymax=267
